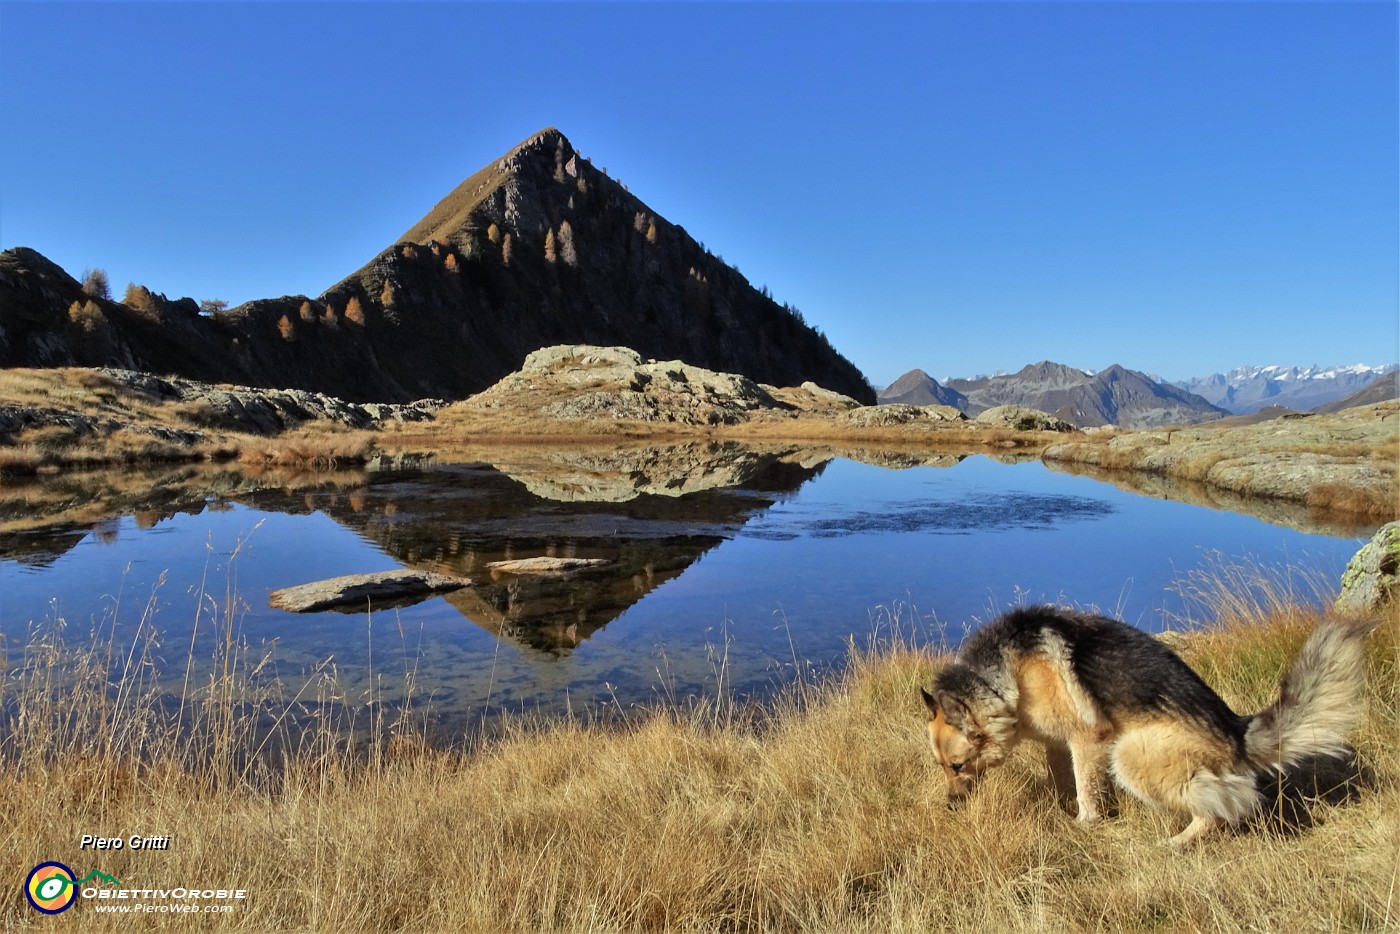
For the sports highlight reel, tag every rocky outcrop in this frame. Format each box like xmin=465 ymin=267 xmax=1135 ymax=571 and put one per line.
xmin=2 ymin=128 xmax=873 ymax=404
xmin=90 ymin=369 xmax=444 ymax=434
xmin=463 ymin=345 xmax=788 ymax=426
xmin=1335 ymin=522 xmax=1400 ymax=617
xmin=0 ymin=367 xmax=442 ymax=443
xmin=973 ymin=405 xmax=1075 ymax=432
xmin=1042 ymin=400 xmax=1399 ymax=520
xmin=841 ymin=403 xmax=966 ymax=428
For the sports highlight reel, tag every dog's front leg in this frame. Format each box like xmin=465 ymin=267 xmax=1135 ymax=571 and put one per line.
xmin=1068 ymin=734 xmax=1112 ymax=823
xmin=1044 ymin=741 xmax=1077 ymax=812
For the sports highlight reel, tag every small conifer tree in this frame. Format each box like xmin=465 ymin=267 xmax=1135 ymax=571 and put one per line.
xmin=277 ymin=315 xmax=295 ymax=341
xmin=380 ymin=279 xmax=396 ymax=307
xmin=122 ymin=283 xmax=157 ymax=314
xmin=646 ymin=220 xmax=658 ymax=244
xmin=558 ymin=221 xmax=577 ymax=266
xmin=487 ymin=223 xmax=501 ymax=244
xmin=544 ymin=228 xmax=556 ymax=263
xmin=81 ymin=267 xmax=111 ymax=300
xmin=345 ymin=296 xmax=366 ymax=325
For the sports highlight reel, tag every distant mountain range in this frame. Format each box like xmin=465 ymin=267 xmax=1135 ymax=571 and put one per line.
xmin=879 ymin=360 xmax=1399 ymax=428
xmin=879 ymin=361 xmax=1226 ymax=429
xmin=1173 ymin=364 xmax=1398 ymax=414
xmin=0 ymin=128 xmax=873 ymax=404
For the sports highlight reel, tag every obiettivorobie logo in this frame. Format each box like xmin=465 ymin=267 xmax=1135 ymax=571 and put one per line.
xmin=25 ymin=861 xmax=247 ymax=915
xmin=24 ymin=864 xmax=123 ymax=914
xmin=25 ymin=863 xmax=121 ymax=914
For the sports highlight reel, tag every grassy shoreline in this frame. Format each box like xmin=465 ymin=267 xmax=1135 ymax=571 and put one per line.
xmin=3 ymin=579 xmax=1396 ymax=931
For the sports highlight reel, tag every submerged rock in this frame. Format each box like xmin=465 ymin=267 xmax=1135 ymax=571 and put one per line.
xmin=268 ymin=570 xmax=470 ymax=613
xmin=1335 ymin=521 xmax=1400 ymax=617
xmin=486 ymin=556 xmax=613 ymax=575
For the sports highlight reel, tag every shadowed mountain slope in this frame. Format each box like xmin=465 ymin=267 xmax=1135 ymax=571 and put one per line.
xmin=0 ymin=129 xmax=873 ymax=404
xmin=1312 ymin=371 xmax=1400 ymax=413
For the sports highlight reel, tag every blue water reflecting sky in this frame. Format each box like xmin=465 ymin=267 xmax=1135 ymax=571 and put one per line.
xmin=0 ymin=455 xmax=1366 ymax=728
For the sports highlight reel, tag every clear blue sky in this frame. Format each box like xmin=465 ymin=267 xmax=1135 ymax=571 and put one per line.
xmin=2 ymin=2 xmax=1395 ymax=387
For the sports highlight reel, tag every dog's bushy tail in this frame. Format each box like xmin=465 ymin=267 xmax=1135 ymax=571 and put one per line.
xmin=1244 ymin=617 xmax=1377 ymax=770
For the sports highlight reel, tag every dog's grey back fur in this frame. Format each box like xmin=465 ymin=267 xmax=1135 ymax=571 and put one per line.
xmin=941 ymin=606 xmax=1245 ymax=739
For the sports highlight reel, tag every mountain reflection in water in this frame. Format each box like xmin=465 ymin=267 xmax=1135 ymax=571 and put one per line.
xmin=0 ymin=442 xmax=1370 ymax=728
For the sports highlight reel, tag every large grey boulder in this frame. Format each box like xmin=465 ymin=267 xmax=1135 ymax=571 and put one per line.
xmin=974 ymin=404 xmax=1075 ymax=432
xmin=1335 ymin=521 xmax=1400 ymax=617
xmin=842 ymin=403 xmax=965 ymax=428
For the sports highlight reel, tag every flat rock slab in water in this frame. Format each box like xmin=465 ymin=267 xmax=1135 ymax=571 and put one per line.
xmin=486 ymin=557 xmax=613 ymax=576
xmin=268 ymin=571 xmax=470 ymax=613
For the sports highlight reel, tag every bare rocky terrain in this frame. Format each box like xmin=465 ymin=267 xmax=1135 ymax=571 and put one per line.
xmin=1042 ymin=401 xmax=1398 ymax=521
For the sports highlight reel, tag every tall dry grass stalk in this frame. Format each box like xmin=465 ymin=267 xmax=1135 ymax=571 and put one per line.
xmin=2 ymin=570 xmax=1396 ymax=931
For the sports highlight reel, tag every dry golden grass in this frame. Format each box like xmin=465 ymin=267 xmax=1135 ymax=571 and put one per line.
xmin=235 ymin=428 xmax=377 ymax=470
xmin=411 ymin=403 xmax=1066 ymax=455
xmin=2 ymin=567 xmax=1396 ymax=932
xmin=1308 ymin=480 xmax=1399 ymax=522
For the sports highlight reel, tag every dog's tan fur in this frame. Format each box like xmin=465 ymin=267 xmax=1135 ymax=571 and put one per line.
xmin=922 ymin=607 xmax=1374 ymax=846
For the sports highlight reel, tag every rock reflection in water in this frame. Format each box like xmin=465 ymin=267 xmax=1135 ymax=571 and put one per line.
xmin=263 ymin=442 xmax=831 ymax=653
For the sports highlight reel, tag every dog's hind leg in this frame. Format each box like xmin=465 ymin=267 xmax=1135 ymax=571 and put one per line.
xmin=1112 ymin=722 xmax=1259 ymax=846
xmin=1167 ymin=814 xmax=1220 ymax=849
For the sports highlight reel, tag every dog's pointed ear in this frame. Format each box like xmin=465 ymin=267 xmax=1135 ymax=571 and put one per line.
xmin=938 ymin=693 xmax=974 ymax=729
xmin=919 ymin=686 xmax=939 ymax=715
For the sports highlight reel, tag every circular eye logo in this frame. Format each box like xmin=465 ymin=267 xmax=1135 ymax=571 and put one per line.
xmin=25 ymin=862 xmax=77 ymax=914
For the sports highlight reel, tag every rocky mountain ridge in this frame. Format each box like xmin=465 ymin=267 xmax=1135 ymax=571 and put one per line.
xmin=0 ymin=128 xmax=873 ymax=405
xmin=879 ymin=361 xmax=1225 ymax=429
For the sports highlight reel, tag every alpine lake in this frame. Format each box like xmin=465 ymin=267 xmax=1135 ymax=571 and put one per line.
xmin=0 ymin=441 xmax=1377 ymax=739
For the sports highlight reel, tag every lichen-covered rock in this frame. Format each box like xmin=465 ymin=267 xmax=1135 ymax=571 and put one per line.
xmin=841 ymin=404 xmax=966 ymax=428
xmin=468 ymin=344 xmax=787 ymax=425
xmin=974 ymin=405 xmax=1075 ymax=432
xmin=1335 ymin=521 xmax=1400 ymax=617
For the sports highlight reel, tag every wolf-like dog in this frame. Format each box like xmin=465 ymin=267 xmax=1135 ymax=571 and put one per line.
xmin=920 ymin=606 xmax=1374 ymax=847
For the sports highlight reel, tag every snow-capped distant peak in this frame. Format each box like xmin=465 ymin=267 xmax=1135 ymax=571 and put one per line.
xmin=1176 ymin=362 xmax=1399 ymax=414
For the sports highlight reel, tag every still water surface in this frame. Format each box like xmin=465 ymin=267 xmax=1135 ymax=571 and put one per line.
xmin=0 ymin=450 xmax=1368 ymax=733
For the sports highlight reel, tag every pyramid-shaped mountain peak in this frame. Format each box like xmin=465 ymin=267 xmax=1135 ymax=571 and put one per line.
xmin=0 ymin=130 xmax=875 ymax=405
xmin=396 ymin=127 xmax=577 ymax=248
